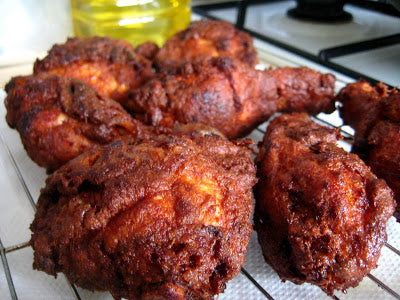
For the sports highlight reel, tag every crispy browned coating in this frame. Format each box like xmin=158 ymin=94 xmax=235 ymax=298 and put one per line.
xmin=134 ymin=41 xmax=160 ymax=61
xmin=33 ymin=36 xmax=154 ymax=105
xmin=254 ymin=113 xmax=395 ymax=295
xmin=5 ymin=73 xmax=152 ymax=172
xmin=30 ymin=132 xmax=257 ymax=299
xmin=126 ymin=57 xmax=335 ymax=139
xmin=154 ymin=19 xmax=258 ymax=70
xmin=337 ymin=80 xmax=400 ymax=221
xmin=338 ymin=80 xmax=390 ymax=134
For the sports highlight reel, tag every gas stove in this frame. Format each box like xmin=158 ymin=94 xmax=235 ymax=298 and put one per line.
xmin=193 ymin=0 xmax=400 ymax=87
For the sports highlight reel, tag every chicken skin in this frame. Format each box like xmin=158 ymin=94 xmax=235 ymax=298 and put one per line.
xmin=126 ymin=57 xmax=336 ymax=139
xmin=33 ymin=36 xmax=154 ymax=105
xmin=134 ymin=41 xmax=160 ymax=61
xmin=337 ymin=80 xmax=400 ymax=221
xmin=337 ymin=80 xmax=389 ymax=133
xmin=254 ymin=113 xmax=395 ymax=295
xmin=5 ymin=73 xmax=152 ymax=172
xmin=30 ymin=132 xmax=257 ymax=299
xmin=154 ymin=19 xmax=258 ymax=70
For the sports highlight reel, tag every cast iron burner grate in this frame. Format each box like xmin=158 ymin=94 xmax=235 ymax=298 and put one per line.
xmin=287 ymin=0 xmax=353 ymax=22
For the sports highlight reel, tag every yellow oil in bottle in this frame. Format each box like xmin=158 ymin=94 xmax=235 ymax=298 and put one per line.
xmin=70 ymin=0 xmax=191 ymax=47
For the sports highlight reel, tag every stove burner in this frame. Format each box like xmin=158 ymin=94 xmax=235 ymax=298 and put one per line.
xmin=288 ymin=0 xmax=353 ymax=23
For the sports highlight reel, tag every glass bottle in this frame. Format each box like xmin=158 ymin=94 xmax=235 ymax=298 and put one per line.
xmin=70 ymin=0 xmax=191 ymax=46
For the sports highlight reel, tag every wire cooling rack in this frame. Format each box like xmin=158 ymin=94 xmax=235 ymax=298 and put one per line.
xmin=0 ymin=44 xmax=399 ymax=300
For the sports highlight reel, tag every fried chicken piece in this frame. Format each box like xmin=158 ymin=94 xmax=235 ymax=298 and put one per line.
xmin=126 ymin=57 xmax=335 ymax=139
xmin=337 ymin=80 xmax=400 ymax=221
xmin=30 ymin=132 xmax=257 ymax=299
xmin=5 ymin=73 xmax=152 ymax=172
xmin=254 ymin=113 xmax=395 ymax=295
xmin=33 ymin=36 xmax=154 ymax=105
xmin=338 ymin=80 xmax=390 ymax=134
xmin=154 ymin=19 xmax=258 ymax=70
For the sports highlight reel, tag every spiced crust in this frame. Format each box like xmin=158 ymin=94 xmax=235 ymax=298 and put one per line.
xmin=34 ymin=36 xmax=154 ymax=105
xmin=254 ymin=113 xmax=395 ymax=295
xmin=5 ymin=73 xmax=152 ymax=172
xmin=30 ymin=132 xmax=257 ymax=299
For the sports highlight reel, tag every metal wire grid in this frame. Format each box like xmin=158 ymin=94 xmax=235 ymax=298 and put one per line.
xmin=0 ymin=48 xmax=399 ymax=300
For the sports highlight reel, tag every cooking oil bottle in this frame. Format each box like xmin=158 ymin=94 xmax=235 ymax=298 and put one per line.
xmin=70 ymin=0 xmax=191 ymax=47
